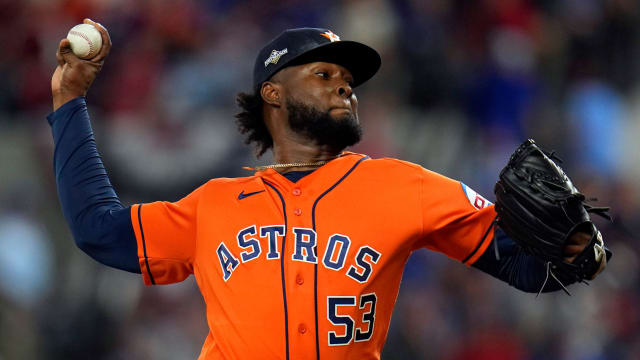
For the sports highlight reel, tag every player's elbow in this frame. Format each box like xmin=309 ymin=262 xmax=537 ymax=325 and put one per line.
xmin=71 ymin=208 xmax=141 ymax=273
xmin=70 ymin=206 xmax=130 ymax=255
xmin=73 ymin=226 xmax=111 ymax=257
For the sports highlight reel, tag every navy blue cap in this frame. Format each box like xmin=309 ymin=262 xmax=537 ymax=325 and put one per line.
xmin=253 ymin=28 xmax=381 ymax=90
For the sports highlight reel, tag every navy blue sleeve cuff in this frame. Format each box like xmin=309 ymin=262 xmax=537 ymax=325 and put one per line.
xmin=47 ymin=97 xmax=86 ymax=126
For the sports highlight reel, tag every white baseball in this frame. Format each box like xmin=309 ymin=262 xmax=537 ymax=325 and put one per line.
xmin=66 ymin=24 xmax=102 ymax=59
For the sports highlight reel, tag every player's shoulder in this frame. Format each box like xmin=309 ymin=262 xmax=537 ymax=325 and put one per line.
xmin=361 ymin=156 xmax=422 ymax=171
xmin=360 ymin=155 xmax=437 ymax=176
xmin=204 ymin=176 xmax=258 ymax=185
xmin=196 ymin=175 xmax=263 ymax=194
xmin=359 ymin=154 xmax=460 ymax=184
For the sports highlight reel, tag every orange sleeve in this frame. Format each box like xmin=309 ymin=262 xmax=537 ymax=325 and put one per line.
xmin=130 ymin=184 xmax=206 ymax=285
xmin=418 ymin=169 xmax=497 ymax=265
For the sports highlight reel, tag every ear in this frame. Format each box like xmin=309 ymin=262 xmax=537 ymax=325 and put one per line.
xmin=261 ymin=82 xmax=281 ymax=107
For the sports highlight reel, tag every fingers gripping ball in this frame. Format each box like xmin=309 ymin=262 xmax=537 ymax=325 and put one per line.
xmin=494 ymin=139 xmax=612 ymax=287
xmin=66 ymin=24 xmax=102 ymax=59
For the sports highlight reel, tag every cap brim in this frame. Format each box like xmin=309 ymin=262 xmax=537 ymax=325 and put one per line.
xmin=286 ymin=40 xmax=381 ymax=88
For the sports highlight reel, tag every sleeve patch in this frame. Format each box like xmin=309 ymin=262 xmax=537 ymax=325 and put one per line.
xmin=461 ymin=183 xmax=493 ymax=210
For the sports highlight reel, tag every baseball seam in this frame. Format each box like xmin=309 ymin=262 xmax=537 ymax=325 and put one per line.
xmin=69 ymin=30 xmax=95 ymax=57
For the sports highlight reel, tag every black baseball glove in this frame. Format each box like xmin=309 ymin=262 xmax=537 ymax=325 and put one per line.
xmin=494 ymin=139 xmax=612 ymax=291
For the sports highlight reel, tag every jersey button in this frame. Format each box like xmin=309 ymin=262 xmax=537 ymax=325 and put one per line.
xmin=298 ymin=324 xmax=307 ymax=334
xmin=292 ymin=188 xmax=301 ymax=196
xmin=294 ymin=208 xmax=302 ymax=216
xmin=296 ymin=275 xmax=304 ymax=285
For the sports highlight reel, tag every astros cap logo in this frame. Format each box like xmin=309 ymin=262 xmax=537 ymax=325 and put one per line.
xmin=321 ymin=30 xmax=340 ymax=42
xmin=264 ymin=48 xmax=289 ymax=67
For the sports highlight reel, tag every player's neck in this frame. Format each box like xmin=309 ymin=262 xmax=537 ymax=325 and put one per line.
xmin=271 ymin=139 xmax=342 ymax=173
xmin=264 ymin=111 xmax=343 ymax=173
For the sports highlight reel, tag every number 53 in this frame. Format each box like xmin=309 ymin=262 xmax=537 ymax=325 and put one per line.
xmin=327 ymin=293 xmax=377 ymax=346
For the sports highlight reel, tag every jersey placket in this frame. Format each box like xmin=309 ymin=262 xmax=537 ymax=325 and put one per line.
xmin=285 ymin=183 xmax=317 ymax=359
xmin=258 ymin=154 xmax=369 ymax=359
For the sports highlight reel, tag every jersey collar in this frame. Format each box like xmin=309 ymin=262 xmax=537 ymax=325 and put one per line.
xmin=255 ymin=152 xmax=369 ymax=194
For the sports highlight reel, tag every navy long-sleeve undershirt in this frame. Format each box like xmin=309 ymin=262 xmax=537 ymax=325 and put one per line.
xmin=48 ymin=97 xmax=139 ymax=273
xmin=48 ymin=97 xmax=569 ymax=292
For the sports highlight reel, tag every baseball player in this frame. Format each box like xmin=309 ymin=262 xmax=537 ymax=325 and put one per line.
xmin=49 ymin=19 xmax=610 ymax=359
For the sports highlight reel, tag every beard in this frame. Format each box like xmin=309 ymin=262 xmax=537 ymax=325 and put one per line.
xmin=285 ymin=98 xmax=362 ymax=153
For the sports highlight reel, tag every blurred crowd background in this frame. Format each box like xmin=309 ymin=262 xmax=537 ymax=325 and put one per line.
xmin=0 ymin=0 xmax=639 ymax=359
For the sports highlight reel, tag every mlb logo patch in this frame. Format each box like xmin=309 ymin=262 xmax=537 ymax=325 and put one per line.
xmin=461 ymin=183 xmax=493 ymax=210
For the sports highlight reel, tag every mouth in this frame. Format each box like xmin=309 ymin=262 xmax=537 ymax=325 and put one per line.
xmin=330 ymin=107 xmax=352 ymax=112
xmin=329 ymin=106 xmax=357 ymax=122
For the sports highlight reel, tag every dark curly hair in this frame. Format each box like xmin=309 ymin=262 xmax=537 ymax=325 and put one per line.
xmin=235 ymin=90 xmax=273 ymax=157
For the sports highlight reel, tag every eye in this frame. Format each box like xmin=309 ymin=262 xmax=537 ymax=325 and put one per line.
xmin=316 ymin=71 xmax=329 ymax=79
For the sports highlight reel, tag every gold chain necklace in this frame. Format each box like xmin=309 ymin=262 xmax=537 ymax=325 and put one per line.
xmin=243 ymin=159 xmax=335 ymax=171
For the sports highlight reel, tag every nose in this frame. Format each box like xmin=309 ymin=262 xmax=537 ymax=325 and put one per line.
xmin=337 ymin=83 xmax=353 ymax=99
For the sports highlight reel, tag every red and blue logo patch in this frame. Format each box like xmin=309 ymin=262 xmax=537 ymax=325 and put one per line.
xmin=461 ymin=183 xmax=493 ymax=210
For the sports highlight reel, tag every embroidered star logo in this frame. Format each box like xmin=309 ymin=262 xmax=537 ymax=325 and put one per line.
xmin=321 ymin=30 xmax=340 ymax=42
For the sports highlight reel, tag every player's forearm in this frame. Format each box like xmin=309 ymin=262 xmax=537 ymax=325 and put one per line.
xmin=473 ymin=228 xmax=574 ymax=293
xmin=48 ymin=97 xmax=140 ymax=273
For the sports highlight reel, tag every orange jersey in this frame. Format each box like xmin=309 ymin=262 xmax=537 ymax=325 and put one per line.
xmin=130 ymin=152 xmax=496 ymax=359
